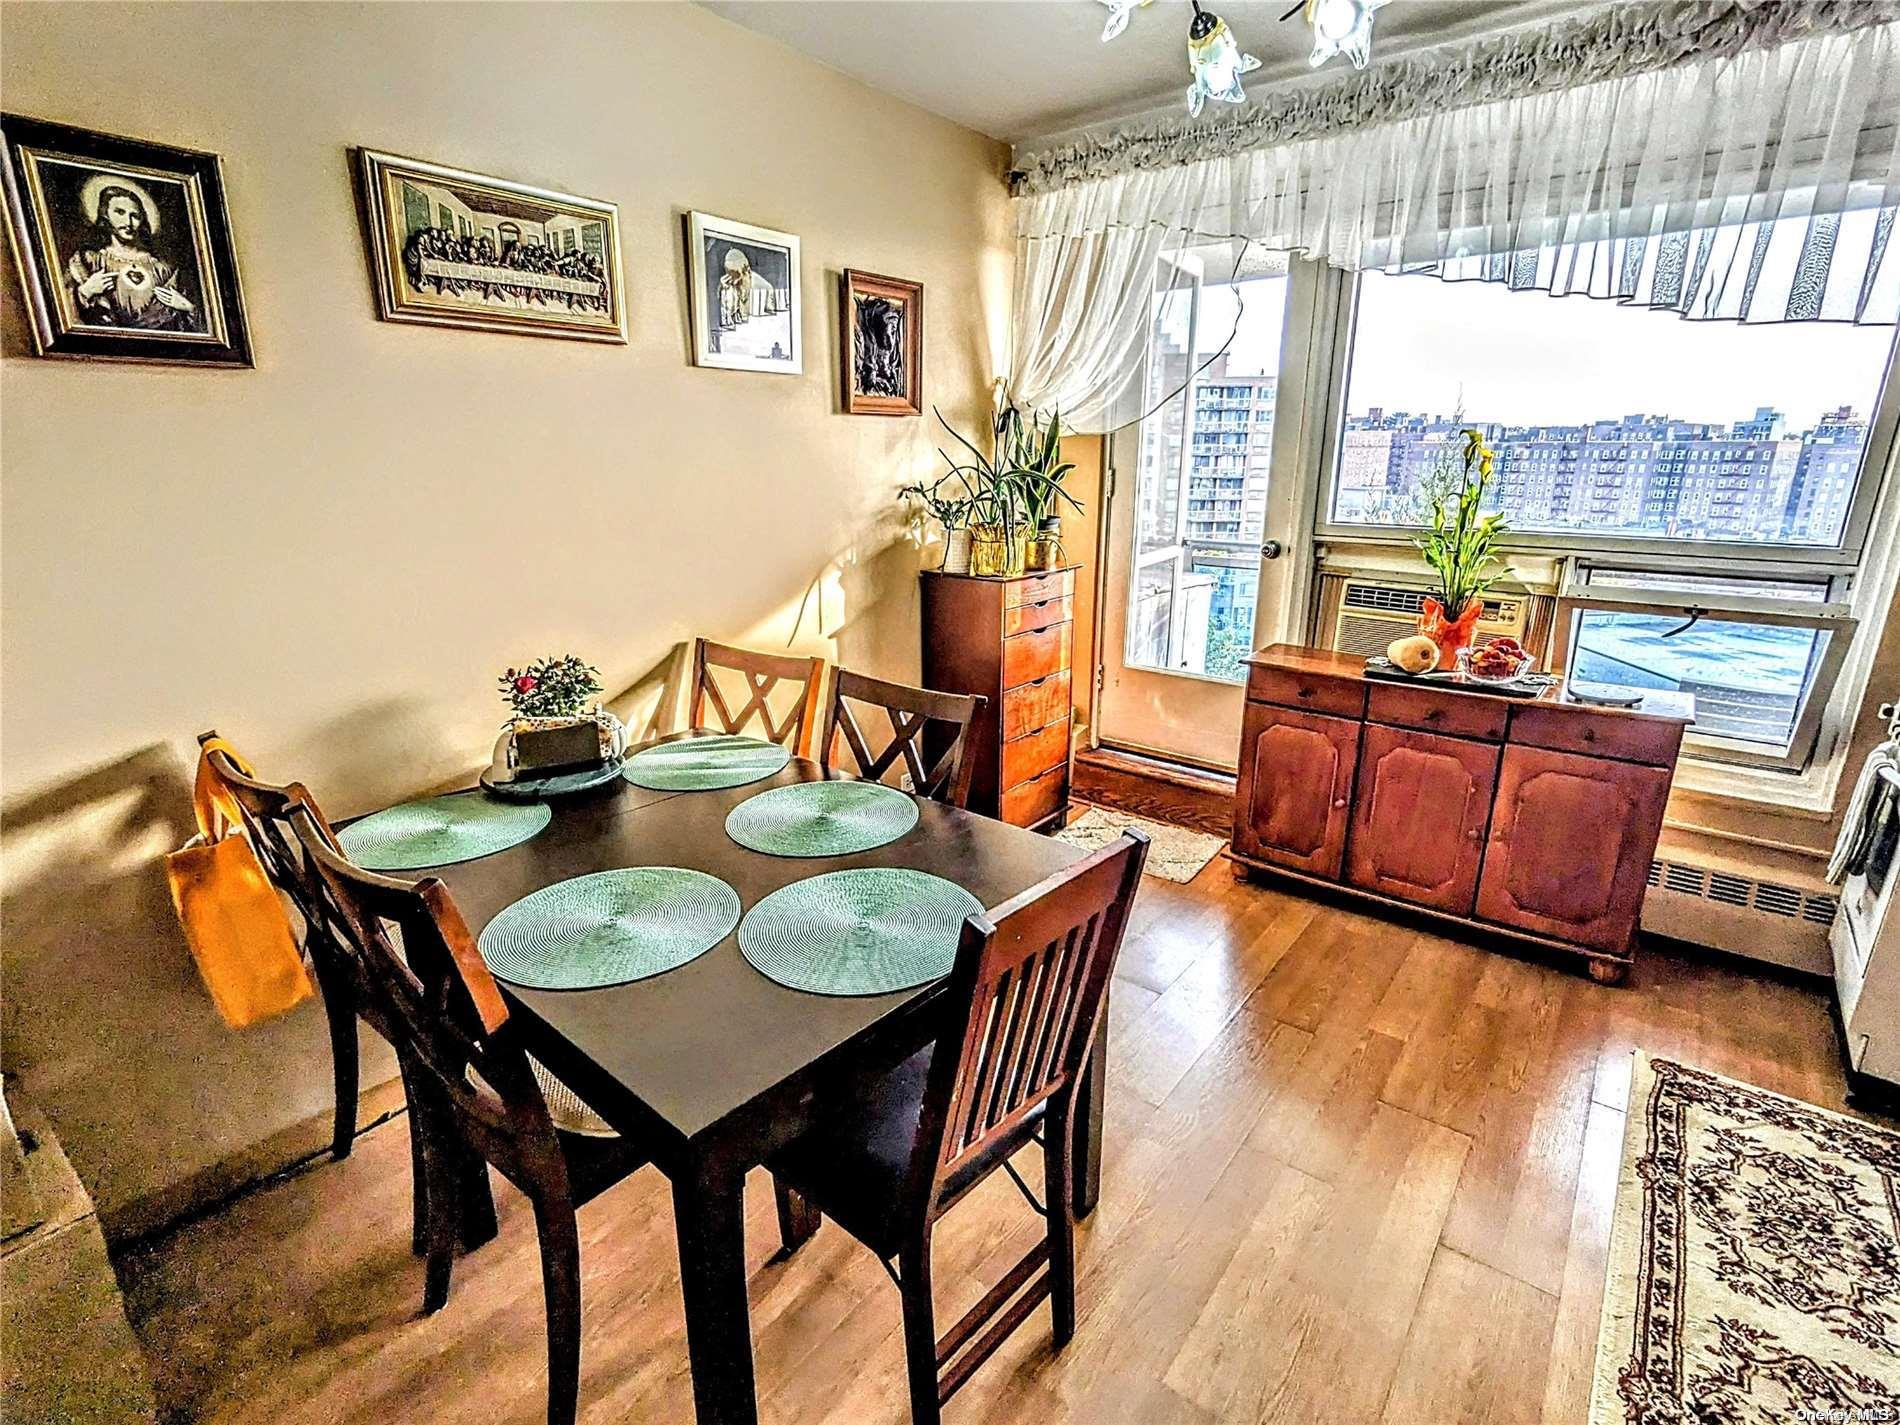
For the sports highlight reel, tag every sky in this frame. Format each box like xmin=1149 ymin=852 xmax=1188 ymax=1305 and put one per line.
xmin=1181 ymin=269 xmax=1895 ymax=432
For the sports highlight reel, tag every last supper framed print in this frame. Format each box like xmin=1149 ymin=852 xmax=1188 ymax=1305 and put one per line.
xmin=0 ymin=114 xmax=253 ymax=366
xmin=355 ymin=148 xmax=626 ymax=344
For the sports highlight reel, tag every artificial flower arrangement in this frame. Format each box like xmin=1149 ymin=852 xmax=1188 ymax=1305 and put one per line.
xmin=1413 ymin=429 xmax=1511 ymax=669
xmin=497 ymin=654 xmax=624 ymax=769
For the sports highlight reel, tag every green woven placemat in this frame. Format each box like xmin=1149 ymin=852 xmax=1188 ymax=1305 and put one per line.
xmin=739 ymin=868 xmax=982 ymax=997
xmin=478 ymin=868 xmax=741 ymax=991
xmin=623 ymin=734 xmax=791 ymax=791
xmin=725 ymin=780 xmax=920 ymax=858
xmin=337 ymin=794 xmax=551 ymax=871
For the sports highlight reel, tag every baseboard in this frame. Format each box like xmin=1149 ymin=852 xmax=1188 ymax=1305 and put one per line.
xmin=100 ymin=1075 xmax=408 ymax=1249
xmin=1073 ymin=746 xmax=1234 ymax=839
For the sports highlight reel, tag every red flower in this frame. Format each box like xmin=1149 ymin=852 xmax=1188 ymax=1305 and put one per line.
xmin=514 ymin=674 xmax=538 ymax=694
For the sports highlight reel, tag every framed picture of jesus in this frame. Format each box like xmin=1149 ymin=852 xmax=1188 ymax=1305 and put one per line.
xmin=0 ymin=113 xmax=253 ymax=367
xmin=840 ymin=269 xmax=922 ymax=416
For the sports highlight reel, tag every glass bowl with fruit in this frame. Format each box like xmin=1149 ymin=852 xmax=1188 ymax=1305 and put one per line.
xmin=1460 ymin=637 xmax=1534 ymax=684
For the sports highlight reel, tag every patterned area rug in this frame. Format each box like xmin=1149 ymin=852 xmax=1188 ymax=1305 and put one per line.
xmin=1056 ymin=806 xmax=1225 ymax=884
xmin=1591 ymin=1054 xmax=1900 ymax=1424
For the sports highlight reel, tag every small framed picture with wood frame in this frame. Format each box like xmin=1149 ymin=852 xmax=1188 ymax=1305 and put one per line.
xmin=840 ymin=269 xmax=922 ymax=416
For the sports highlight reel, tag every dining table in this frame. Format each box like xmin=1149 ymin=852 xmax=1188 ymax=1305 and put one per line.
xmin=392 ymin=731 xmax=1105 ymax=1425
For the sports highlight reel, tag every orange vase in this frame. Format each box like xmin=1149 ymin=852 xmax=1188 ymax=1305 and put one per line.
xmin=1417 ymin=596 xmax=1482 ymax=671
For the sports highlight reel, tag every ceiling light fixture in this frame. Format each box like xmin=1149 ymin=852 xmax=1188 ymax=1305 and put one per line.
xmin=1185 ymin=0 xmax=1261 ymax=117
xmin=1097 ymin=0 xmax=1152 ymax=43
xmin=1296 ymin=0 xmax=1390 ymax=70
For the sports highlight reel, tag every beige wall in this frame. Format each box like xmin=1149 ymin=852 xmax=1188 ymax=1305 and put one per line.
xmin=0 ymin=1 xmax=1010 ymax=1232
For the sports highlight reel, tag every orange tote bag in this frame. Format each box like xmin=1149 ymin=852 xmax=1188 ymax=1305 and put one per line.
xmin=164 ymin=738 xmax=313 ymax=1028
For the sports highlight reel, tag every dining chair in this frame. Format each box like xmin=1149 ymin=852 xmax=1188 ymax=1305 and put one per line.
xmin=768 ymin=829 xmax=1150 ymax=1425
xmin=197 ymin=730 xmax=439 ymax=1251
xmin=820 ymin=669 xmax=984 ymax=809
xmin=688 ymin=637 xmax=826 ymax=756
xmin=290 ymin=805 xmax=646 ymax=1425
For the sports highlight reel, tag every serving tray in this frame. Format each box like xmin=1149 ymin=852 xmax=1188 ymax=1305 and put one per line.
xmin=1363 ymin=657 xmax=1556 ymax=701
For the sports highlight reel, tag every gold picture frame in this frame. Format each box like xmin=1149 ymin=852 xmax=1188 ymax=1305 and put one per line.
xmin=355 ymin=148 xmax=626 ymax=344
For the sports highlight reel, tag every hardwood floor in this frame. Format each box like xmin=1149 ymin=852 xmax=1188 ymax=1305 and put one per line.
xmin=117 ymin=864 xmax=1873 ymax=1425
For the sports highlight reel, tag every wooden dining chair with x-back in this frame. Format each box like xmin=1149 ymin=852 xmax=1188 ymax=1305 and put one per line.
xmin=289 ymin=805 xmax=647 ymax=1425
xmin=767 ymin=828 xmax=1150 ymax=1425
xmin=197 ymin=730 xmax=445 ymax=1252
xmin=688 ymin=637 xmax=826 ymax=756
xmin=820 ymin=669 xmax=984 ymax=809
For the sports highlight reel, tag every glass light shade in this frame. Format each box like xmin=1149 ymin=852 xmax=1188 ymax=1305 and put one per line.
xmin=1099 ymin=0 xmax=1153 ymax=42
xmin=1306 ymin=0 xmax=1387 ymax=70
xmin=1185 ymin=9 xmax=1262 ymax=116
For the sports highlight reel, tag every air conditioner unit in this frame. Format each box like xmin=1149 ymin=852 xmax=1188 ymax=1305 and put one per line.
xmin=1330 ymin=578 xmax=1530 ymax=658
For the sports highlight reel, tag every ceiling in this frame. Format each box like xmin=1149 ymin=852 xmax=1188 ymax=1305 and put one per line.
xmin=698 ymin=0 xmax=1578 ymax=144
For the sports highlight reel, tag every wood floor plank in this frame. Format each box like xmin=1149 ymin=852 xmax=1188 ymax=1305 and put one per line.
xmin=1540 ymin=1098 xmax=1627 ymax=1425
xmin=1380 ymin=1246 xmax=1559 ymax=1424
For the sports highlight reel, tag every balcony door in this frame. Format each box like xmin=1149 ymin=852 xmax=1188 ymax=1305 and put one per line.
xmin=1096 ymin=248 xmax=1327 ymax=770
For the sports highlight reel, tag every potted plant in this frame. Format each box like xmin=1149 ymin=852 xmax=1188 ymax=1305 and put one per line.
xmin=1414 ymin=429 xmax=1510 ymax=670
xmin=498 ymin=654 xmax=625 ymax=770
xmin=925 ymin=405 xmax=1084 ymax=578
xmin=1009 ymin=408 xmax=1079 ymax=571
xmin=898 ymin=474 xmax=976 ymax=572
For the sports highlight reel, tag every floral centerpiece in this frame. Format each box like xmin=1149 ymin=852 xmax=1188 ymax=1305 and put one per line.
xmin=498 ymin=654 xmax=624 ymax=767
xmin=1414 ymin=429 xmax=1510 ymax=670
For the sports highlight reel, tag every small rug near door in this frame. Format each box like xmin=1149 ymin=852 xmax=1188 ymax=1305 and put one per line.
xmin=1590 ymin=1053 xmax=1900 ymax=1425
xmin=1055 ymin=806 xmax=1225 ymax=884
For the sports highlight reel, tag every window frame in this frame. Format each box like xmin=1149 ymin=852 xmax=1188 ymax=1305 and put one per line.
xmin=1310 ymin=275 xmax=1900 ymax=568
xmin=1548 ymin=558 xmax=1858 ymax=773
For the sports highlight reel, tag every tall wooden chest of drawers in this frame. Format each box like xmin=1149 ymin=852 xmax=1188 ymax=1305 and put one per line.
xmin=920 ymin=566 xmax=1076 ymax=829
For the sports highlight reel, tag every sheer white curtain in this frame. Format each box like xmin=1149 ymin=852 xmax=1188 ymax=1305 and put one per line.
xmin=1008 ymin=19 xmax=1900 ymax=430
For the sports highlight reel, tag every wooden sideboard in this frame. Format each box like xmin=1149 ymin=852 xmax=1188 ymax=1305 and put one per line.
xmin=1230 ymin=644 xmax=1695 ymax=982
xmin=921 ymin=566 xmax=1077 ymax=830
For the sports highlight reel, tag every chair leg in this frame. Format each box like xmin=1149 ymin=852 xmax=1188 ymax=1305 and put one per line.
xmin=398 ymin=1060 xmax=429 ymax=1256
xmin=772 ymin=1176 xmax=821 ymax=1255
xmin=321 ymin=990 xmax=359 ymax=1160
xmin=1044 ymin=1106 xmax=1078 ymax=1348
xmin=533 ymin=1197 xmax=584 ymax=1425
xmin=897 ymin=1233 xmax=942 ymax=1425
xmin=412 ymin=1093 xmax=457 ymax=1316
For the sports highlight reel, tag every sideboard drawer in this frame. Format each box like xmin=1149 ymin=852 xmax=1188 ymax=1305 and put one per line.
xmin=1002 ymin=670 xmax=1071 ymax=741
xmin=1007 ymin=570 xmax=1074 ymax=609
xmin=1003 ymin=621 xmax=1072 ymax=690
xmin=1005 ymin=593 xmax=1071 ymax=637
xmin=1001 ymin=761 xmax=1067 ymax=828
xmin=1003 ymin=717 xmax=1070 ymax=791
xmin=1510 ymin=704 xmax=1684 ymax=767
xmin=1247 ymin=664 xmax=1367 ymax=719
xmin=1367 ymin=683 xmax=1508 ymax=741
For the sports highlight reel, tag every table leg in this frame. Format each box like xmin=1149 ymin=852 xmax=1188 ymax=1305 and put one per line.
xmin=1073 ymin=1009 xmax=1106 ymax=1218
xmin=672 ymin=1161 xmax=758 ymax=1425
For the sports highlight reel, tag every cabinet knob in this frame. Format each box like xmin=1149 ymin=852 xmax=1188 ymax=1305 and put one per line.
xmin=1581 ymin=728 xmax=1597 ymax=743
xmin=1333 ymin=798 xmax=1348 ymax=809
xmin=1467 ymin=828 xmax=1481 ymax=840
xmin=1423 ymin=709 xmax=1443 ymax=721
xmin=1298 ymin=687 xmax=1315 ymax=700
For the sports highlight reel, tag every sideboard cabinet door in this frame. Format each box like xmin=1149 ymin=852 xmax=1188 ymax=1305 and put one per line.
xmin=1346 ymin=725 xmax=1500 ymax=915
xmin=1475 ymin=745 xmax=1670 ymax=953
xmin=1232 ymin=704 xmax=1360 ymax=878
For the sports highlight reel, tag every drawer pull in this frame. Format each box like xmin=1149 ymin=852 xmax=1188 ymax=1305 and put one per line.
xmin=1423 ymin=708 xmax=1443 ymax=722
xmin=1298 ymin=687 xmax=1316 ymax=700
xmin=1581 ymin=728 xmax=1597 ymax=743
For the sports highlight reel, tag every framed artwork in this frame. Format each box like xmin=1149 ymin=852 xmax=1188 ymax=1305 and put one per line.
xmin=355 ymin=148 xmax=625 ymax=343
xmin=686 ymin=211 xmax=800 ymax=374
xmin=841 ymin=269 xmax=922 ymax=416
xmin=0 ymin=113 xmax=252 ymax=367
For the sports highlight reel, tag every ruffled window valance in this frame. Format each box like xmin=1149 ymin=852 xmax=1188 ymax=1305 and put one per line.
xmin=1008 ymin=4 xmax=1900 ymax=429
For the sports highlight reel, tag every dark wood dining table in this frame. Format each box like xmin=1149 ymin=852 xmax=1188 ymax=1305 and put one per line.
xmin=402 ymin=733 xmax=1102 ymax=1425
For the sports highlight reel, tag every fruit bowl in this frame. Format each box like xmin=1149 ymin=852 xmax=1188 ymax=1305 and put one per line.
xmin=1461 ymin=640 xmax=1535 ymax=684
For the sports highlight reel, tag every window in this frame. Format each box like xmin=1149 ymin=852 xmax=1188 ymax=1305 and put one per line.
xmin=1314 ymin=263 xmax=1898 ymax=774
xmin=1122 ymin=253 xmax=1290 ymax=684
xmin=1326 ymin=270 xmax=1895 ymax=555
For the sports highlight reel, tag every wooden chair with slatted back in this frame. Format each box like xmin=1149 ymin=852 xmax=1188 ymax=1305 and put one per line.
xmin=197 ymin=730 xmax=442 ymax=1251
xmin=289 ymin=806 xmax=646 ymax=1425
xmin=688 ymin=637 xmax=826 ymax=755
xmin=767 ymin=829 xmax=1150 ymax=1425
xmin=820 ymin=669 xmax=984 ymax=808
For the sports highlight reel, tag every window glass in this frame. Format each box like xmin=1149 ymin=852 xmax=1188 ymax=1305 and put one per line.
xmin=1333 ymin=269 xmax=1894 ymax=548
